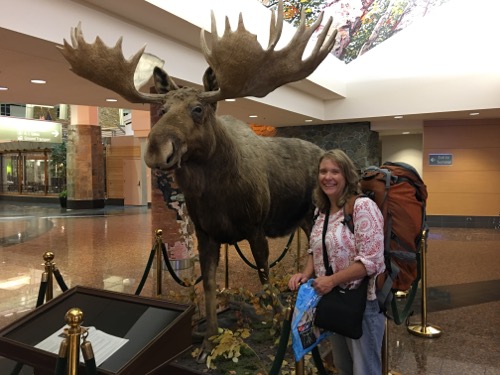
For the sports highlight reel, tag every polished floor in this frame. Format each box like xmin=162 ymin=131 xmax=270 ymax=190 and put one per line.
xmin=0 ymin=202 xmax=499 ymax=374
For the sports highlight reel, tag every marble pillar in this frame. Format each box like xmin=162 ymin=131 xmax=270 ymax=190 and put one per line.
xmin=149 ymin=103 xmax=195 ymax=260
xmin=67 ymin=105 xmax=105 ymax=209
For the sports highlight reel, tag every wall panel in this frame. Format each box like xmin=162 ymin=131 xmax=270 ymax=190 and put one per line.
xmin=423 ymin=119 xmax=500 ymax=216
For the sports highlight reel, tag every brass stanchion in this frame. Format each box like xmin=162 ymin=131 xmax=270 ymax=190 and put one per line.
xmin=382 ymin=318 xmax=402 ymax=375
xmin=65 ymin=308 xmax=84 ymax=375
xmin=296 ymin=228 xmax=301 ymax=273
xmin=295 ymin=358 xmax=305 ymax=375
xmin=382 ymin=318 xmax=389 ymax=374
xmin=43 ymin=251 xmax=55 ymax=301
xmin=155 ymin=229 xmax=163 ymax=296
xmin=224 ymin=244 xmax=229 ymax=289
xmin=407 ymin=230 xmax=442 ymax=338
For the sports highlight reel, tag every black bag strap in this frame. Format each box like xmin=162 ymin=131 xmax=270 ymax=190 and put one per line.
xmin=321 ymin=203 xmax=333 ymax=276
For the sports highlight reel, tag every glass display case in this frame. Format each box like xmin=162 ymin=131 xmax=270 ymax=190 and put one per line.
xmin=0 ymin=286 xmax=194 ymax=374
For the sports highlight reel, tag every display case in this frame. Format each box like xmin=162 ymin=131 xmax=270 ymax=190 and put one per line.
xmin=0 ymin=286 xmax=195 ymax=375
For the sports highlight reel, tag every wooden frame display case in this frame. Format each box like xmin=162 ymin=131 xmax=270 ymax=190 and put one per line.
xmin=0 ymin=286 xmax=195 ymax=375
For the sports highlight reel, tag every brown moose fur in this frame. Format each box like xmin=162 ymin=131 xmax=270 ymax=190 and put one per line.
xmin=145 ymin=67 xmax=324 ymax=347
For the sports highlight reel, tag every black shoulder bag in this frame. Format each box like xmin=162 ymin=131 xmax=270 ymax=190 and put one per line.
xmin=313 ymin=206 xmax=369 ymax=339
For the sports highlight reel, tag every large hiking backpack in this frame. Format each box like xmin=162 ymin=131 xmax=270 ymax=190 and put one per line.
xmin=343 ymin=161 xmax=428 ymax=325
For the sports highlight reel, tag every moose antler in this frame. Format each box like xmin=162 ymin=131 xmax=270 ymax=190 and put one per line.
xmin=199 ymin=0 xmax=337 ymax=102
xmin=59 ymin=1 xmax=336 ymax=105
xmin=57 ymin=22 xmax=167 ymax=104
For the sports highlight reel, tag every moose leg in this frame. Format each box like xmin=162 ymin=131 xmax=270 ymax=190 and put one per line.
xmin=196 ymin=232 xmax=221 ymax=348
xmin=247 ymin=231 xmax=270 ymax=284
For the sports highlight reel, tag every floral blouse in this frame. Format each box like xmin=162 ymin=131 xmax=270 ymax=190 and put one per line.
xmin=308 ymin=197 xmax=385 ymax=300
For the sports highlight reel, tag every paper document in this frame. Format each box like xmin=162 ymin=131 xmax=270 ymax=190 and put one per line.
xmin=35 ymin=326 xmax=129 ymax=367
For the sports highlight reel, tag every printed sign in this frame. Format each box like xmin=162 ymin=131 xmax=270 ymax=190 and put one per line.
xmin=429 ymin=154 xmax=452 ymax=166
xmin=0 ymin=117 xmax=62 ymax=143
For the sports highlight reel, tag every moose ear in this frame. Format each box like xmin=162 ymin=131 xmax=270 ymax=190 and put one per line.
xmin=202 ymin=66 xmax=219 ymax=92
xmin=153 ymin=66 xmax=179 ymax=94
xmin=202 ymin=67 xmax=219 ymax=110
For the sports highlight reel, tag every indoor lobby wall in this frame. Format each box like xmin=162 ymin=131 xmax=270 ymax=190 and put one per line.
xmin=105 ymin=136 xmax=141 ymax=202
xmin=380 ymin=134 xmax=423 ymax=177
xmin=423 ymin=119 xmax=500 ymax=227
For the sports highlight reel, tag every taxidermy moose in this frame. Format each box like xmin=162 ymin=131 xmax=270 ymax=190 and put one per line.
xmin=59 ymin=1 xmax=337 ymax=350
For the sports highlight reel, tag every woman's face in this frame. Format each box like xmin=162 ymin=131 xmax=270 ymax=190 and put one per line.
xmin=318 ymin=157 xmax=346 ymax=202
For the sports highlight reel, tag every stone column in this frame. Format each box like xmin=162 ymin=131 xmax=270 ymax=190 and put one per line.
xmin=66 ymin=105 xmax=105 ymax=209
xmin=149 ymin=103 xmax=195 ymax=261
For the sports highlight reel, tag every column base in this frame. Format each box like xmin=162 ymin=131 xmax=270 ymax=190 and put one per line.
xmin=66 ymin=199 xmax=105 ymax=209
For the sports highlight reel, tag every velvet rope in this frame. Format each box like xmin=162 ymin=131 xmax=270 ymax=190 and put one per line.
xmin=233 ymin=231 xmax=295 ymax=270
xmin=135 ymin=245 xmax=156 ymax=295
xmin=36 ymin=280 xmax=48 ymax=307
xmin=53 ymin=268 xmax=69 ymax=292
xmin=160 ymin=243 xmax=202 ymax=287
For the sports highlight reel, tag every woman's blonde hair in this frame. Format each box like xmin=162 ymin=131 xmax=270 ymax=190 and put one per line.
xmin=313 ymin=149 xmax=361 ymax=213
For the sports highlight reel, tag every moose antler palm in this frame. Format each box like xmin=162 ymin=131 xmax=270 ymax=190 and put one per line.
xmin=200 ymin=1 xmax=336 ymax=102
xmin=58 ymin=1 xmax=337 ymax=104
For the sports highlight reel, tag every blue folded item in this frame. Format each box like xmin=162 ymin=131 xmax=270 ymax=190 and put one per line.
xmin=291 ymin=279 xmax=332 ymax=361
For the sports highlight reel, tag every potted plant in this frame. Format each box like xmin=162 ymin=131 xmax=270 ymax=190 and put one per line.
xmin=59 ymin=189 xmax=67 ymax=208
xmin=50 ymin=142 xmax=67 ymax=194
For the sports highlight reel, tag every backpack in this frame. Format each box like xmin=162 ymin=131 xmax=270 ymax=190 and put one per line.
xmin=343 ymin=161 xmax=428 ymax=325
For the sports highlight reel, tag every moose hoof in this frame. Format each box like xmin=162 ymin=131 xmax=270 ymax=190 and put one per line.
xmin=196 ymin=347 xmax=209 ymax=364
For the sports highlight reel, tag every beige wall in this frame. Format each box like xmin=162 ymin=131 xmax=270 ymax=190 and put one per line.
xmin=380 ymin=134 xmax=423 ymax=177
xmin=105 ymin=136 xmax=141 ymax=200
xmin=423 ymin=119 xmax=500 ymax=216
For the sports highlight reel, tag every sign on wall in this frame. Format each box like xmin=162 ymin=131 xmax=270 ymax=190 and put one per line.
xmin=0 ymin=116 xmax=62 ymax=143
xmin=429 ymin=154 xmax=453 ymax=166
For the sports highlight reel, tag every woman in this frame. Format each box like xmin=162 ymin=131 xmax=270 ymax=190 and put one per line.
xmin=288 ymin=149 xmax=386 ymax=375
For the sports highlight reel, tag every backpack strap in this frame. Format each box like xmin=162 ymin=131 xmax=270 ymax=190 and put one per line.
xmin=341 ymin=195 xmax=359 ymax=234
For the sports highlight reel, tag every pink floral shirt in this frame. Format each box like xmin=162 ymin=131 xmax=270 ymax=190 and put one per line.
xmin=308 ymin=197 xmax=385 ymax=300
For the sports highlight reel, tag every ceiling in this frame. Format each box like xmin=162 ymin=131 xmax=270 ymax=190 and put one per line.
xmin=0 ymin=0 xmax=498 ymax=136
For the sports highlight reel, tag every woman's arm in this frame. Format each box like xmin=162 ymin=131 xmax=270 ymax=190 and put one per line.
xmin=313 ymin=261 xmax=367 ymax=295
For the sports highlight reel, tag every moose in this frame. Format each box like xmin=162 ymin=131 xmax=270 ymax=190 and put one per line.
xmin=59 ymin=1 xmax=337 ymax=351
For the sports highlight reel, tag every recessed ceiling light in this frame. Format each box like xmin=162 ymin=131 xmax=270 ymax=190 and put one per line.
xmin=305 ymin=119 xmax=313 ymax=122
xmin=30 ymin=79 xmax=46 ymax=84
xmin=402 ymin=131 xmax=410 ymax=135
xmin=394 ymin=115 xmax=403 ymax=119
xmin=249 ymin=115 xmax=258 ymax=118
xmin=106 ymin=98 xmax=118 ymax=102
xmin=469 ymin=112 xmax=479 ymax=116
xmin=225 ymin=99 xmax=236 ymax=102
xmin=0 ymin=86 xmax=8 ymax=91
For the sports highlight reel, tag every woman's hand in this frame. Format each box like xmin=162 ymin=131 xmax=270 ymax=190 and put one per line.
xmin=313 ymin=275 xmax=336 ymax=295
xmin=288 ymin=273 xmax=309 ymax=291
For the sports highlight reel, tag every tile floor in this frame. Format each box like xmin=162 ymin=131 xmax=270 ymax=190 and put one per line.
xmin=0 ymin=202 xmax=499 ymax=374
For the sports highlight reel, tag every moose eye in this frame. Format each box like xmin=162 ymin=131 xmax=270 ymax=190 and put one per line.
xmin=191 ymin=105 xmax=204 ymax=122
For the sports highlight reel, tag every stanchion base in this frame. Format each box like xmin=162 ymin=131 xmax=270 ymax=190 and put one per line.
xmin=407 ymin=324 xmax=442 ymax=338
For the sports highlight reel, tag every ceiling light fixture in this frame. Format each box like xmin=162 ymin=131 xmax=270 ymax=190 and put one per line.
xmin=394 ymin=115 xmax=403 ymax=119
xmin=0 ymin=86 xmax=8 ymax=91
xmin=469 ymin=112 xmax=479 ymax=116
xmin=249 ymin=115 xmax=258 ymax=118
xmin=30 ymin=79 xmax=46 ymax=84
xmin=305 ymin=119 xmax=313 ymax=122
xmin=106 ymin=98 xmax=118 ymax=102
xmin=225 ymin=99 xmax=236 ymax=102
xmin=402 ymin=131 xmax=410 ymax=135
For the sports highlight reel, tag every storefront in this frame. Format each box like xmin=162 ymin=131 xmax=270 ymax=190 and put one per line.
xmin=0 ymin=142 xmax=64 ymax=196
